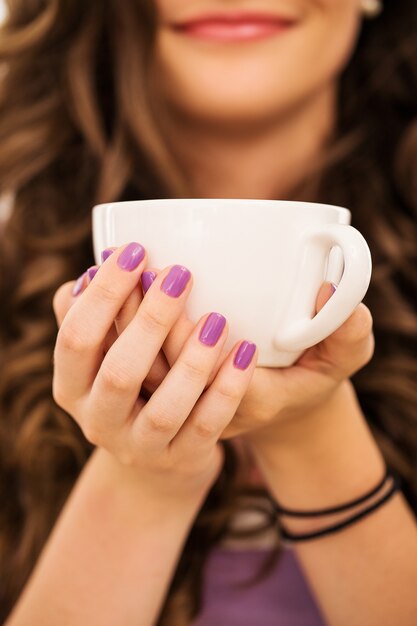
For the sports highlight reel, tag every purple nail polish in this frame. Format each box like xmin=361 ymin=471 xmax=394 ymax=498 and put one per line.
xmin=141 ymin=270 xmax=157 ymax=294
xmin=160 ymin=265 xmax=191 ymax=298
xmin=234 ymin=341 xmax=256 ymax=370
xmin=72 ymin=271 xmax=87 ymax=296
xmin=101 ymin=248 xmax=115 ymax=263
xmin=199 ymin=313 xmax=227 ymax=347
xmin=87 ymin=266 xmax=99 ymax=282
xmin=117 ymin=242 xmax=146 ymax=272
xmin=330 ymin=282 xmax=338 ymax=295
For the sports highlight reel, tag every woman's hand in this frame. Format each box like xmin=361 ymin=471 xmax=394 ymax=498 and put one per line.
xmin=170 ymin=281 xmax=374 ymax=444
xmin=225 ymin=281 xmax=375 ymax=445
xmin=108 ymin=267 xmax=374 ymax=446
xmin=52 ymin=242 xmax=257 ymax=499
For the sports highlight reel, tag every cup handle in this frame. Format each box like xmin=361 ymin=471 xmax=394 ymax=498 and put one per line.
xmin=273 ymin=223 xmax=372 ymax=352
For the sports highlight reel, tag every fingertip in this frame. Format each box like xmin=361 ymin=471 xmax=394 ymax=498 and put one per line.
xmin=233 ymin=340 xmax=257 ymax=371
xmin=328 ymin=302 xmax=373 ymax=345
xmin=160 ymin=264 xmax=193 ymax=298
xmin=198 ymin=312 xmax=228 ymax=347
xmin=101 ymin=247 xmax=117 ymax=264
xmin=315 ymin=281 xmax=336 ymax=313
xmin=86 ymin=265 xmax=99 ymax=284
xmin=141 ymin=268 xmax=159 ymax=294
xmin=53 ymin=280 xmax=80 ymax=326
xmin=72 ymin=271 xmax=87 ymax=297
xmin=116 ymin=242 xmax=147 ymax=272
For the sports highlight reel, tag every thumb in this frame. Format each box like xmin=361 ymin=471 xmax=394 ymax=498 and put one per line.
xmin=309 ymin=280 xmax=374 ymax=378
xmin=52 ymin=277 xmax=85 ymax=328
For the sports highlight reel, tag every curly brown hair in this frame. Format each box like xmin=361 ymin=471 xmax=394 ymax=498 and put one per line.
xmin=0 ymin=1 xmax=416 ymax=624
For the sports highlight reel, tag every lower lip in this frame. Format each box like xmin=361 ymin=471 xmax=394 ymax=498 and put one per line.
xmin=174 ymin=21 xmax=294 ymax=42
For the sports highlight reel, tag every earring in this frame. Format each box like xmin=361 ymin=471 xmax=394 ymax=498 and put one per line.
xmin=361 ymin=0 xmax=383 ymax=19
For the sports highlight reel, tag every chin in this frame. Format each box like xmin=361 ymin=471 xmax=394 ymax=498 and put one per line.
xmin=152 ymin=44 xmax=300 ymax=127
xmin=161 ymin=84 xmax=294 ymax=128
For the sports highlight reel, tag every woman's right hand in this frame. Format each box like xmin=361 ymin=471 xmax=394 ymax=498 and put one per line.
xmin=52 ymin=242 xmax=257 ymax=497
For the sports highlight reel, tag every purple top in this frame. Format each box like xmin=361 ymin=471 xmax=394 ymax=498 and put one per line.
xmin=190 ymin=546 xmax=327 ymax=626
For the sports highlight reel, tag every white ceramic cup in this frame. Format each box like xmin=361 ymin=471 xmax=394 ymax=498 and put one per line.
xmin=92 ymin=199 xmax=372 ymax=367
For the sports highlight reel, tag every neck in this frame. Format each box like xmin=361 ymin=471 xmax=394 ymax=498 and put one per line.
xmin=156 ymin=86 xmax=337 ymax=199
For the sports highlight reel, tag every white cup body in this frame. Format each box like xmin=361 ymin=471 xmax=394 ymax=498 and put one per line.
xmin=92 ymin=199 xmax=371 ymax=367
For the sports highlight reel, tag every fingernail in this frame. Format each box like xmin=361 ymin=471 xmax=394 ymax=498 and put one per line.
xmin=72 ymin=271 xmax=87 ymax=296
xmin=160 ymin=265 xmax=191 ymax=298
xmin=101 ymin=248 xmax=115 ymax=263
xmin=117 ymin=242 xmax=146 ymax=272
xmin=141 ymin=270 xmax=157 ymax=294
xmin=234 ymin=341 xmax=257 ymax=370
xmin=199 ymin=313 xmax=227 ymax=347
xmin=330 ymin=282 xmax=338 ymax=295
xmin=87 ymin=266 xmax=99 ymax=282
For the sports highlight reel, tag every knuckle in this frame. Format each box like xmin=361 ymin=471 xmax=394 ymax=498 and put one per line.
xmin=117 ymin=448 xmax=135 ymax=468
xmin=93 ymin=280 xmax=121 ymax=304
xmin=146 ymin=409 xmax=176 ymax=434
xmin=139 ymin=306 xmax=169 ymax=335
xmin=51 ymin=377 xmax=68 ymax=408
xmin=193 ymin=418 xmax=217 ymax=439
xmin=100 ymin=361 xmax=136 ymax=392
xmin=82 ymin=420 xmax=103 ymax=446
xmin=57 ymin=324 xmax=90 ymax=354
xmin=179 ymin=358 xmax=207 ymax=384
xmin=215 ymin=381 xmax=241 ymax=403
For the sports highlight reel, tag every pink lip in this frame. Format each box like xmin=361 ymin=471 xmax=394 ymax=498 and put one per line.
xmin=172 ymin=12 xmax=297 ymax=42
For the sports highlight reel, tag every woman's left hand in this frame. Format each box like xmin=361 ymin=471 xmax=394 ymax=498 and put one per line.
xmin=221 ymin=280 xmax=375 ymax=443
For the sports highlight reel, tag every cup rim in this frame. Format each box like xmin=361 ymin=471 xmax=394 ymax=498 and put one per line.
xmin=93 ymin=198 xmax=351 ymax=218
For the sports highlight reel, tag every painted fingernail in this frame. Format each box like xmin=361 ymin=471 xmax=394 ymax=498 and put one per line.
xmin=199 ymin=313 xmax=227 ymax=347
xmin=101 ymin=248 xmax=115 ymax=263
xmin=141 ymin=270 xmax=157 ymax=294
xmin=117 ymin=242 xmax=146 ymax=272
xmin=87 ymin=266 xmax=99 ymax=282
xmin=72 ymin=271 xmax=87 ymax=296
xmin=330 ymin=282 xmax=338 ymax=295
xmin=160 ymin=265 xmax=191 ymax=298
xmin=234 ymin=341 xmax=257 ymax=370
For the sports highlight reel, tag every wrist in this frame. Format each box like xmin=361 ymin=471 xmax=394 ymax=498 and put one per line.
xmin=248 ymin=379 xmax=378 ymax=460
xmin=248 ymin=380 xmax=354 ymax=453
xmin=84 ymin=447 xmax=217 ymax=519
xmin=247 ymin=380 xmax=386 ymax=511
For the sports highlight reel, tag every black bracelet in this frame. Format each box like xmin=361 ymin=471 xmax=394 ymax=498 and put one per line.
xmin=277 ymin=473 xmax=400 ymax=543
xmin=273 ymin=467 xmax=390 ymax=518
